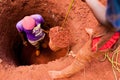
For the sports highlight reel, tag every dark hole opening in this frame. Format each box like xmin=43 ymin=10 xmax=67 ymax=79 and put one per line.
xmin=0 ymin=0 xmax=67 ymax=66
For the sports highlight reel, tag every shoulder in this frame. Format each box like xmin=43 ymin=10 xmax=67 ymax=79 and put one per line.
xmin=16 ymin=20 xmax=24 ymax=32
xmin=30 ymin=14 xmax=44 ymax=23
xmin=30 ymin=14 xmax=43 ymax=19
xmin=16 ymin=20 xmax=22 ymax=27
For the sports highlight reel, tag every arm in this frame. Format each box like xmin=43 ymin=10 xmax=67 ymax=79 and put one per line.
xmin=86 ymin=0 xmax=107 ymax=25
xmin=16 ymin=20 xmax=28 ymax=46
xmin=19 ymin=32 xmax=28 ymax=46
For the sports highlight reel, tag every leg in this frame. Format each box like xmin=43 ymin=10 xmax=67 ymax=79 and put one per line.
xmin=85 ymin=0 xmax=108 ymax=25
xmin=41 ymin=34 xmax=49 ymax=48
xmin=28 ymin=40 xmax=41 ymax=56
xmin=35 ymin=45 xmax=41 ymax=56
xmin=84 ymin=0 xmax=117 ymax=51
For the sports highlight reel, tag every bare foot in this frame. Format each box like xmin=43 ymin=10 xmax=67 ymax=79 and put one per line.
xmin=35 ymin=50 xmax=40 ymax=56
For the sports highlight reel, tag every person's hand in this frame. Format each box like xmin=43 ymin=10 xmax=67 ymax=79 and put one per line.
xmin=23 ymin=41 xmax=28 ymax=46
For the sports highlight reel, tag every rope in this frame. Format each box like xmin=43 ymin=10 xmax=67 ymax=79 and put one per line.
xmin=43 ymin=0 xmax=74 ymax=33
xmin=60 ymin=0 xmax=75 ymax=56
xmin=106 ymin=47 xmax=120 ymax=72
xmin=61 ymin=0 xmax=74 ymax=27
xmin=100 ymin=46 xmax=120 ymax=80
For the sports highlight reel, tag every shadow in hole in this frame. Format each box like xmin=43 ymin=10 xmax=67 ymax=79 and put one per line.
xmin=20 ymin=32 xmax=68 ymax=65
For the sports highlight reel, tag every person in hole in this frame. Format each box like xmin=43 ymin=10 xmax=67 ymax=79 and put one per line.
xmin=16 ymin=14 xmax=48 ymax=56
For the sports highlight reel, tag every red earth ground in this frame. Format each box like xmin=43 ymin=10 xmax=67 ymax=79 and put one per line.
xmin=0 ymin=0 xmax=120 ymax=80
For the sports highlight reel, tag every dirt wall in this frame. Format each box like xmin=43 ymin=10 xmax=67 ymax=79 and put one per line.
xmin=0 ymin=0 xmax=120 ymax=80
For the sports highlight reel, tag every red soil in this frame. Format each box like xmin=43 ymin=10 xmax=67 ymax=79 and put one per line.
xmin=49 ymin=26 xmax=71 ymax=48
xmin=0 ymin=0 xmax=120 ymax=80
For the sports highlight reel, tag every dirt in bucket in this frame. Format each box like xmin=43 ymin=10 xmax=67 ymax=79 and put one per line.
xmin=49 ymin=26 xmax=71 ymax=51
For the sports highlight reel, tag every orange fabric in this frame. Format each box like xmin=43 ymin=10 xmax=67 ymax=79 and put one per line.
xmin=92 ymin=32 xmax=120 ymax=51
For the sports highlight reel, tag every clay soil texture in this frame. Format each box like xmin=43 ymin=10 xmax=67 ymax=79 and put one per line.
xmin=0 ymin=0 xmax=120 ymax=80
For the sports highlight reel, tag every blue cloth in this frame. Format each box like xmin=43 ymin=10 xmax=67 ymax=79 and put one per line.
xmin=106 ymin=0 xmax=120 ymax=31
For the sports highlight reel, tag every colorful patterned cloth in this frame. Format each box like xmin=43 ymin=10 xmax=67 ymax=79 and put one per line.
xmin=92 ymin=32 xmax=120 ymax=51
